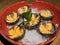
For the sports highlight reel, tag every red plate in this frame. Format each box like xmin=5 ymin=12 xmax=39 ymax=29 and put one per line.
xmin=0 ymin=0 xmax=60 ymax=45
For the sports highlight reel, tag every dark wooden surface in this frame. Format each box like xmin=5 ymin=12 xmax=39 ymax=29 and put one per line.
xmin=0 ymin=0 xmax=60 ymax=45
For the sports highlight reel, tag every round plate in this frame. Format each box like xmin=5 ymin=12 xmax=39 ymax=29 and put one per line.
xmin=0 ymin=1 xmax=60 ymax=45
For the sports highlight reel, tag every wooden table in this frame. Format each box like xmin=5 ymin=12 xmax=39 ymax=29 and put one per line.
xmin=0 ymin=0 xmax=60 ymax=45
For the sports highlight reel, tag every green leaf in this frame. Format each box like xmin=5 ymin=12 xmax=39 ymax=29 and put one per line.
xmin=23 ymin=13 xmax=32 ymax=21
xmin=18 ymin=12 xmax=32 ymax=26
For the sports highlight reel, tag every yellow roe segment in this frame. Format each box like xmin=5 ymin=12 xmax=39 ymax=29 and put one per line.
xmin=18 ymin=8 xmax=23 ymax=14
xmin=8 ymin=29 xmax=15 ymax=35
xmin=6 ymin=12 xmax=19 ymax=23
xmin=18 ymin=6 xmax=28 ymax=14
xmin=46 ymin=22 xmax=53 ymax=31
xmin=39 ymin=22 xmax=53 ymax=34
xmin=25 ymin=14 xmax=40 ymax=26
xmin=8 ymin=26 xmax=24 ymax=39
xmin=40 ymin=10 xmax=51 ymax=17
xmin=23 ymin=6 xmax=28 ymax=13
